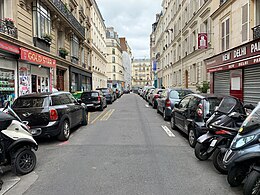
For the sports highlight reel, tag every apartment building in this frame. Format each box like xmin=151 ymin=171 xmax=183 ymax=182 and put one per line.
xmin=0 ymin=0 xmax=93 ymax=107
xmin=151 ymin=0 xmax=217 ymax=91
xmin=132 ymin=59 xmax=152 ymax=88
xmin=205 ymin=0 xmax=260 ymax=105
xmin=90 ymin=0 xmax=107 ymax=89
xmin=106 ymin=27 xmax=124 ymax=90
xmin=120 ymin=37 xmax=132 ymax=90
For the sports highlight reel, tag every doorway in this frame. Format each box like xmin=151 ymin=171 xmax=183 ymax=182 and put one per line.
xmin=185 ymin=70 xmax=188 ymax=88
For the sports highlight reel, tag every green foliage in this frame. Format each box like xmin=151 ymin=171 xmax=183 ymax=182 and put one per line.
xmin=196 ymin=81 xmax=210 ymax=93
xmin=59 ymin=47 xmax=69 ymax=56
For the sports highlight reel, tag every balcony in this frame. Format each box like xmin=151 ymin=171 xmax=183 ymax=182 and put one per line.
xmin=0 ymin=19 xmax=17 ymax=38
xmin=51 ymin=0 xmax=85 ymax=38
xmin=253 ymin=25 xmax=260 ymax=40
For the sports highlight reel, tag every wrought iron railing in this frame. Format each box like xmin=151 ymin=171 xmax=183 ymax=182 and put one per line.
xmin=0 ymin=19 xmax=17 ymax=38
xmin=52 ymin=0 xmax=85 ymax=38
xmin=253 ymin=25 xmax=260 ymax=40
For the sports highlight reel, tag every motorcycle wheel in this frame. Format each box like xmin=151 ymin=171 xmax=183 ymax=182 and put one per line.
xmin=244 ymin=170 xmax=260 ymax=195
xmin=194 ymin=142 xmax=211 ymax=161
xmin=227 ymin=165 xmax=247 ymax=187
xmin=212 ymin=148 xmax=228 ymax=174
xmin=11 ymin=148 xmax=36 ymax=175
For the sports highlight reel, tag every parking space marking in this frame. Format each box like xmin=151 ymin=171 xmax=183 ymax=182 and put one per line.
xmin=100 ymin=109 xmax=115 ymax=121
xmin=88 ymin=112 xmax=90 ymax=124
xmin=161 ymin=125 xmax=175 ymax=137
xmin=91 ymin=110 xmax=109 ymax=124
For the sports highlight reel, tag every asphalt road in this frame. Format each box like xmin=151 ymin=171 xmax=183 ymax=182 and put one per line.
xmin=4 ymin=93 xmax=242 ymax=195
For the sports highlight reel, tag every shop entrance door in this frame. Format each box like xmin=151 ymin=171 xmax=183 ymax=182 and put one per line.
xmin=57 ymin=69 xmax=64 ymax=91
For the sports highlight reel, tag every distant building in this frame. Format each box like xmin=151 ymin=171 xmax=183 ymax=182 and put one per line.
xmin=120 ymin=37 xmax=132 ymax=90
xmin=132 ymin=59 xmax=152 ymax=88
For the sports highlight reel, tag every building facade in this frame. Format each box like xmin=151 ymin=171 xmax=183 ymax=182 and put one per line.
xmin=90 ymin=0 xmax=107 ymax=89
xmin=120 ymin=37 xmax=132 ymax=90
xmin=132 ymin=59 xmax=152 ymax=88
xmin=205 ymin=0 xmax=260 ymax=105
xmin=151 ymin=0 xmax=217 ymax=91
xmin=0 ymin=0 xmax=93 ymax=107
xmin=106 ymin=27 xmax=124 ymax=90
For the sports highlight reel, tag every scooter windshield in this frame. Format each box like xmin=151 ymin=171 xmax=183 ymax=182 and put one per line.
xmin=240 ymin=103 xmax=260 ymax=134
xmin=217 ymin=97 xmax=237 ymax=114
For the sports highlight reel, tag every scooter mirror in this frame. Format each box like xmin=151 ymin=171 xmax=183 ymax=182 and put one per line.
xmin=23 ymin=121 xmax=29 ymax=125
xmin=229 ymin=112 xmax=240 ymax=118
xmin=3 ymin=101 xmax=10 ymax=111
xmin=214 ymin=106 xmax=219 ymax=112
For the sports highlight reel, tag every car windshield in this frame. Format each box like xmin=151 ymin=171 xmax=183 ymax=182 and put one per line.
xmin=170 ymin=90 xmax=192 ymax=99
xmin=240 ymin=103 xmax=260 ymax=133
xmin=100 ymin=89 xmax=109 ymax=93
xmin=217 ymin=97 xmax=237 ymax=113
xmin=13 ymin=97 xmax=48 ymax=108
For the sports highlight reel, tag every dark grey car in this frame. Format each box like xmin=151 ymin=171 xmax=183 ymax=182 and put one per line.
xmin=157 ymin=88 xmax=193 ymax=121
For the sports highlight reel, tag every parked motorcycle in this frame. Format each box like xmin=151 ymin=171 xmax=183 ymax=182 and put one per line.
xmin=195 ymin=96 xmax=247 ymax=164
xmin=0 ymin=102 xmax=38 ymax=175
xmin=223 ymin=102 xmax=260 ymax=193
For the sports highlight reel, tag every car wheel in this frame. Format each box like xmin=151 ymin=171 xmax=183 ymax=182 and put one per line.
xmin=188 ymin=128 xmax=197 ymax=148
xmin=11 ymin=148 xmax=36 ymax=175
xmin=170 ymin=114 xmax=176 ymax=130
xmin=194 ymin=142 xmax=211 ymax=161
xmin=243 ymin=170 xmax=260 ymax=195
xmin=58 ymin=120 xmax=70 ymax=141
xmin=81 ymin=110 xmax=88 ymax=126
xmin=212 ymin=148 xmax=228 ymax=174
xmin=227 ymin=165 xmax=247 ymax=187
xmin=163 ymin=109 xmax=170 ymax=121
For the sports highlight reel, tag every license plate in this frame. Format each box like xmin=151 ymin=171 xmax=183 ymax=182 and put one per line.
xmin=87 ymin=104 xmax=94 ymax=107
xmin=210 ymin=139 xmax=217 ymax=147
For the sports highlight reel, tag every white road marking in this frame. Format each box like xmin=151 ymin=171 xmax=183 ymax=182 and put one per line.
xmin=161 ymin=125 xmax=175 ymax=137
xmin=145 ymin=104 xmax=149 ymax=108
xmin=100 ymin=109 xmax=115 ymax=121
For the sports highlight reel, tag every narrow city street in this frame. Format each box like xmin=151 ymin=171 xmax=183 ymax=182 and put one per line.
xmin=2 ymin=93 xmax=242 ymax=195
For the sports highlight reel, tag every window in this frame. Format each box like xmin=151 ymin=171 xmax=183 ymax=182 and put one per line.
xmin=178 ymin=96 xmax=191 ymax=108
xmin=112 ymin=56 xmax=115 ymax=63
xmin=81 ymin=48 xmax=85 ymax=64
xmin=0 ymin=0 xmax=3 ymax=19
xmin=256 ymin=0 xmax=260 ymax=25
xmin=113 ymin=65 xmax=116 ymax=72
xmin=112 ymin=48 xmax=115 ymax=54
xmin=13 ymin=97 xmax=49 ymax=108
xmin=242 ymin=3 xmax=248 ymax=42
xmin=221 ymin=18 xmax=230 ymax=51
xmin=71 ymin=34 xmax=79 ymax=59
xmin=32 ymin=1 xmax=51 ymax=38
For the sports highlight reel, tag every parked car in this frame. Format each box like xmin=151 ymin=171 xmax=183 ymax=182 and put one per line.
xmin=157 ymin=88 xmax=193 ymax=121
xmin=171 ymin=93 xmax=222 ymax=147
xmin=12 ymin=92 xmax=88 ymax=141
xmin=142 ymin=86 xmax=155 ymax=98
xmin=149 ymin=88 xmax=163 ymax=109
xmin=146 ymin=88 xmax=155 ymax=101
xmin=96 ymin=88 xmax=114 ymax=104
xmin=80 ymin=90 xmax=107 ymax=111
xmin=138 ymin=88 xmax=143 ymax=95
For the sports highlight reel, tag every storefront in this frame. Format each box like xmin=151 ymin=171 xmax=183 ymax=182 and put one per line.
xmin=19 ymin=48 xmax=56 ymax=95
xmin=205 ymin=38 xmax=260 ymax=105
xmin=70 ymin=66 xmax=92 ymax=92
xmin=0 ymin=40 xmax=20 ymax=107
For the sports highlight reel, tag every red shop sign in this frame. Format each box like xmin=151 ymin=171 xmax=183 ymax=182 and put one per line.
xmin=0 ymin=40 xmax=19 ymax=54
xmin=20 ymin=48 xmax=56 ymax=68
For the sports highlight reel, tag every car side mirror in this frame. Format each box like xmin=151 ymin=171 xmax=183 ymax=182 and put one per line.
xmin=175 ymin=103 xmax=179 ymax=108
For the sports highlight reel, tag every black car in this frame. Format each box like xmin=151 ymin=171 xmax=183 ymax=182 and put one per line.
xmin=80 ymin=90 xmax=107 ymax=111
xmin=12 ymin=92 xmax=88 ymax=141
xmin=96 ymin=88 xmax=114 ymax=104
xmin=171 ymin=94 xmax=222 ymax=147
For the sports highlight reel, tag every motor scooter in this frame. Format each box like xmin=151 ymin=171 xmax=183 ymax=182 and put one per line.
xmin=223 ymin=102 xmax=260 ymax=194
xmin=195 ymin=96 xmax=247 ymax=163
xmin=0 ymin=101 xmax=38 ymax=175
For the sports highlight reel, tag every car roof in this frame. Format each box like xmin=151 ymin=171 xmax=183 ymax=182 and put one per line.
xmin=186 ymin=93 xmax=223 ymax=99
xmin=17 ymin=91 xmax=70 ymax=98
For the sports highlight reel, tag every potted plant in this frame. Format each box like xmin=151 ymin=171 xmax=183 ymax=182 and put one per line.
xmin=42 ymin=33 xmax=52 ymax=43
xmin=59 ymin=47 xmax=69 ymax=59
xmin=4 ymin=18 xmax=14 ymax=28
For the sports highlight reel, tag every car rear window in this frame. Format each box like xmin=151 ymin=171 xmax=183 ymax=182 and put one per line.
xmin=82 ymin=92 xmax=99 ymax=98
xmin=204 ymin=98 xmax=222 ymax=115
xmin=13 ymin=97 xmax=49 ymax=108
xmin=170 ymin=90 xmax=192 ymax=99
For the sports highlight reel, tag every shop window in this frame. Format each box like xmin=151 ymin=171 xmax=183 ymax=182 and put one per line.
xmin=0 ymin=68 xmax=15 ymax=108
xmin=221 ymin=18 xmax=230 ymax=51
xmin=71 ymin=34 xmax=79 ymax=64
xmin=71 ymin=73 xmax=78 ymax=92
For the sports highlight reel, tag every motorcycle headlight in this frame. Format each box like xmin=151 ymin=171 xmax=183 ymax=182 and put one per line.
xmin=232 ymin=135 xmax=255 ymax=149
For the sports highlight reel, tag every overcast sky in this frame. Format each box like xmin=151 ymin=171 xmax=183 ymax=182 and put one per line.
xmin=96 ymin=0 xmax=162 ymax=59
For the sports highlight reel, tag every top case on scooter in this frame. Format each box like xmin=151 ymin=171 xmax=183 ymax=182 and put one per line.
xmin=0 ymin=112 xmax=14 ymax=131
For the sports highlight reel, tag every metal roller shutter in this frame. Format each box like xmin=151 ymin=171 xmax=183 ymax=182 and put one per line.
xmin=214 ymin=71 xmax=230 ymax=96
xmin=244 ymin=66 xmax=260 ymax=105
